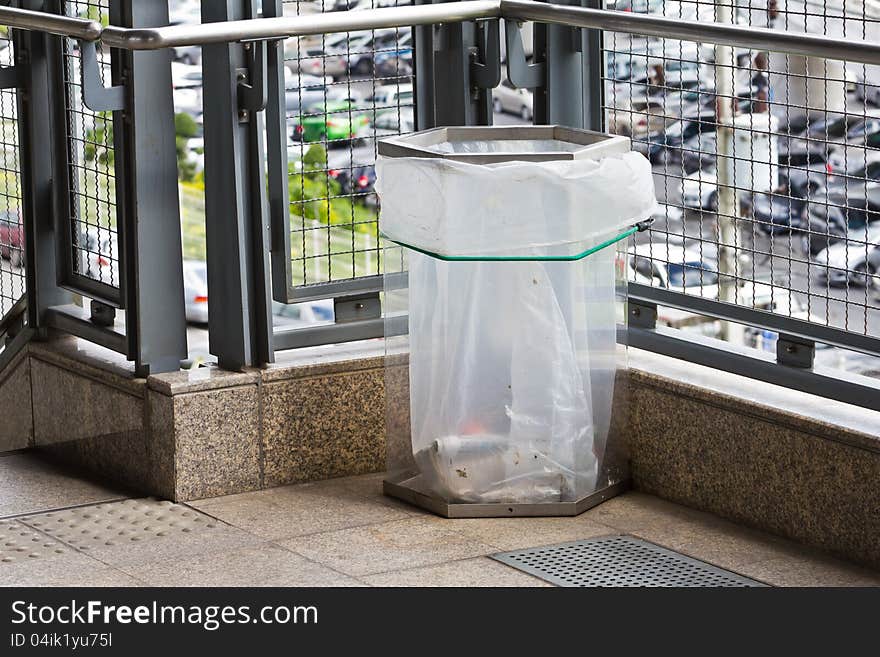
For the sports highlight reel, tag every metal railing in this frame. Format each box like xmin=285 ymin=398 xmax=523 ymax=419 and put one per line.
xmin=0 ymin=0 xmax=876 ymax=412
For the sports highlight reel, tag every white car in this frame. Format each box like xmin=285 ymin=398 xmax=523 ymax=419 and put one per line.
xmin=183 ymin=258 xmax=336 ymax=326
xmin=492 ymin=78 xmax=533 ymax=121
xmin=77 ymin=228 xmax=119 ymax=287
xmin=813 ymin=224 xmax=880 ymax=288
xmin=374 ymin=106 xmax=415 ymax=135
xmin=171 ymin=62 xmax=202 ymax=90
xmin=629 ymin=242 xmax=719 ymax=298
xmin=680 ymin=169 xmax=718 ymax=211
xmin=367 ymin=83 xmax=413 ymax=109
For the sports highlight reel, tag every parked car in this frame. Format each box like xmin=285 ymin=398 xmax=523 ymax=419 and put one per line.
xmin=813 ymin=224 xmax=880 ymax=287
xmin=629 ymin=242 xmax=720 ymax=297
xmin=183 ymin=258 xmax=336 ymax=325
xmin=366 ymin=83 xmax=413 ymax=109
xmin=285 ymin=41 xmax=348 ymax=79
xmin=854 ymin=71 xmax=880 ymax=106
xmin=171 ymin=62 xmax=202 ymax=90
xmin=680 ymin=169 xmax=719 ymax=212
xmin=744 ymin=187 xmax=848 ymax=255
xmin=0 ymin=210 xmax=23 ymax=267
xmin=373 ymin=106 xmax=415 ymax=135
xmin=76 ymin=227 xmax=119 ymax=286
xmin=183 ymin=259 xmax=209 ymax=324
xmin=272 ymin=300 xmax=334 ymax=328
xmin=346 ymin=30 xmax=411 ymax=76
xmin=374 ymin=44 xmax=413 ymax=78
xmin=492 ymin=78 xmax=534 ymax=121
xmin=284 ymin=72 xmax=330 ymax=114
xmin=292 ymin=100 xmax=369 ymax=144
xmin=330 ymin=165 xmax=377 ymax=202
xmin=643 ymin=110 xmax=717 ymax=163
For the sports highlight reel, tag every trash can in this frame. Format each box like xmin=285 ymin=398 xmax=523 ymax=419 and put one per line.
xmin=377 ymin=125 xmax=656 ymax=517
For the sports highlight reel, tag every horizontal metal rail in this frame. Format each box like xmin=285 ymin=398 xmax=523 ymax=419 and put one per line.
xmin=0 ymin=5 xmax=101 ymax=41
xmin=102 ymin=1 xmax=501 ymax=49
xmin=629 ymin=284 xmax=880 ymax=359
xmin=629 ymin=325 xmax=880 ymax=414
xmin=4 ymin=0 xmax=880 ymax=66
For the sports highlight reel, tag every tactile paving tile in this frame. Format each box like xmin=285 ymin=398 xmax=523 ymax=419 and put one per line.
xmin=492 ymin=535 xmax=765 ymax=587
xmin=0 ymin=520 xmax=69 ymax=564
xmin=20 ymin=498 xmax=221 ymax=551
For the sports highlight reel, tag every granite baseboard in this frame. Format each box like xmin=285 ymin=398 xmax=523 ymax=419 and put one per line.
xmin=627 ymin=366 xmax=880 ymax=569
xmin=3 ymin=338 xmax=877 ymax=569
xmin=5 ymin=339 xmax=386 ymax=502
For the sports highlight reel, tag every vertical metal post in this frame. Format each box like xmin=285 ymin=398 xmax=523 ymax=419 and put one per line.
xmin=533 ymin=0 xmax=589 ymax=128
xmin=202 ymin=0 xmax=273 ymax=370
xmin=264 ymin=0 xmax=291 ymax=303
xmin=116 ymin=0 xmax=187 ymax=375
xmin=413 ymin=0 xmax=486 ymax=128
xmin=15 ymin=0 xmax=72 ymax=333
xmin=714 ymin=1 xmax=744 ymax=345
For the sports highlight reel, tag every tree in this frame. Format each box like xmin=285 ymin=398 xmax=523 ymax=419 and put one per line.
xmin=175 ymin=113 xmax=199 ymax=182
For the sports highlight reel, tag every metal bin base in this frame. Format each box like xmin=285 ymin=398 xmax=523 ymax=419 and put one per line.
xmin=383 ymin=475 xmax=630 ymax=518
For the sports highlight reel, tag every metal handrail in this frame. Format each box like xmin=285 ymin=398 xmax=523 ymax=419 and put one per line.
xmin=4 ymin=0 xmax=880 ymax=66
xmin=0 ymin=5 xmax=100 ymax=41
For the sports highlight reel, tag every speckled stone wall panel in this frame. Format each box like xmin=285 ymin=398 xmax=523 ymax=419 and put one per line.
xmin=629 ymin=381 xmax=880 ymax=568
xmin=30 ymin=358 xmax=143 ymax=446
xmin=384 ymin=361 xmax=414 ymax=477
xmin=262 ymin=367 xmax=385 ymax=487
xmin=0 ymin=354 xmax=33 ymax=452
xmin=172 ymin=385 xmax=261 ymax=501
xmin=147 ymin=391 xmax=176 ymax=500
xmin=40 ymin=430 xmax=150 ymax=494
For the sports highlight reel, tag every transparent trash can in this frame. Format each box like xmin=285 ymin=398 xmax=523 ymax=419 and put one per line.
xmin=377 ymin=126 xmax=656 ymax=518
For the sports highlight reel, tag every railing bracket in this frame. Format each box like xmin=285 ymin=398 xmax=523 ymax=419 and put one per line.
xmin=469 ymin=19 xmax=501 ymax=89
xmin=777 ymin=334 xmax=815 ymax=369
xmin=629 ymin=300 xmax=658 ymax=330
xmin=80 ymin=41 xmax=126 ymax=112
xmin=237 ymin=40 xmax=268 ymax=118
xmin=504 ymin=18 xmax=544 ymax=88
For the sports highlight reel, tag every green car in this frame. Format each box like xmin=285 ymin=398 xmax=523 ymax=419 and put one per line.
xmin=292 ymin=100 xmax=370 ymax=144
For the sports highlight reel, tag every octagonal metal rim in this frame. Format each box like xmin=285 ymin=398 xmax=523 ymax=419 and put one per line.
xmin=377 ymin=124 xmax=632 ymax=164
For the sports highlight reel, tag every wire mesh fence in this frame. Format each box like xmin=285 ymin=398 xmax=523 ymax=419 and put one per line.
xmin=603 ymin=0 xmax=880 ymax=361
xmin=0 ymin=28 xmax=24 ymax=325
xmin=62 ymin=0 xmax=120 ymax=291
xmin=281 ymin=0 xmax=415 ymax=289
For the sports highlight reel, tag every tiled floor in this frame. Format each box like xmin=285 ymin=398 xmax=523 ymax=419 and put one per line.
xmin=2 ymin=453 xmax=879 ymax=587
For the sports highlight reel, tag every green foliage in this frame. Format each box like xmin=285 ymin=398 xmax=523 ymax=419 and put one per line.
xmin=175 ymin=112 xmax=198 ymax=139
xmin=289 ymin=144 xmax=377 ymax=233
xmin=84 ymin=7 xmax=111 ymax=28
xmin=83 ymin=114 xmax=113 ymax=166
xmin=174 ymin=113 xmax=199 ymax=183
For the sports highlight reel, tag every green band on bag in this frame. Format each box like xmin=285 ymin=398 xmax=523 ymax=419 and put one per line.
xmin=380 ymin=225 xmax=639 ymax=262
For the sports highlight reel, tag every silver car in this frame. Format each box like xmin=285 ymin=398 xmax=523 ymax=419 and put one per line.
xmin=492 ymin=78 xmax=533 ymax=121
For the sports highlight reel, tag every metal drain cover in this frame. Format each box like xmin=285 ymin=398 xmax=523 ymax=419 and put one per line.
xmin=492 ymin=535 xmax=765 ymax=587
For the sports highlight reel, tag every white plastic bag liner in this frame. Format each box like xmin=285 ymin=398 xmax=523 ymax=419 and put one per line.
xmin=376 ymin=151 xmax=656 ymax=257
xmin=378 ymin=152 xmax=655 ymax=504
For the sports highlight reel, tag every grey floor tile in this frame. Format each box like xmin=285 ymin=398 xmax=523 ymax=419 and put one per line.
xmin=280 ymin=516 xmax=497 ymax=577
xmin=129 ymin=543 xmax=363 ymax=587
xmin=363 ymin=557 xmax=553 ymax=587
xmin=581 ymin=492 xmax=793 ymax=570
xmin=21 ymin=498 xmax=262 ymax=570
xmin=0 ymin=519 xmax=135 ymax=587
xmin=446 ymin=516 xmax=616 ymax=552
xmin=735 ymin=552 xmax=880 ymax=587
xmin=0 ymin=453 xmax=129 ymax=518
xmin=310 ymin=472 xmax=428 ymax=516
xmin=191 ymin=483 xmax=412 ymax=541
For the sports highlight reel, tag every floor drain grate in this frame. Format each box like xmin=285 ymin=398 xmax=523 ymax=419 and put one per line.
xmin=492 ymin=535 xmax=765 ymax=587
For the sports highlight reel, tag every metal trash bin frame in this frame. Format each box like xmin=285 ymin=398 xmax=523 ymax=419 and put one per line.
xmin=380 ymin=124 xmax=637 ymax=518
